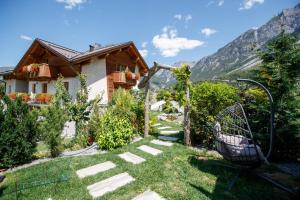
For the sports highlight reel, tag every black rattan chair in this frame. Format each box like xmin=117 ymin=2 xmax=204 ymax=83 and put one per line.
xmin=213 ymin=103 xmax=267 ymax=168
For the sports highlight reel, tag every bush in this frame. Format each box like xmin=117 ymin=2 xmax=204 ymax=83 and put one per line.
xmin=190 ymin=82 xmax=237 ymax=147
xmin=0 ymin=96 xmax=39 ymax=168
xmin=96 ymin=110 xmax=134 ymax=150
xmin=38 ymin=77 xmax=69 ymax=157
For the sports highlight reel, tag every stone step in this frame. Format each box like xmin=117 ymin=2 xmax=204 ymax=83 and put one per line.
xmin=76 ymin=161 xmax=116 ymax=179
xmin=158 ymin=136 xmax=179 ymax=142
xmin=118 ymin=152 xmax=146 ymax=164
xmin=137 ymin=145 xmax=162 ymax=156
xmin=157 ymin=126 xmax=172 ymax=130
xmin=153 ymin=123 xmax=162 ymax=127
xmin=87 ymin=172 xmax=135 ymax=198
xmin=132 ymin=190 xmax=165 ymax=200
xmin=160 ymin=130 xmax=179 ymax=135
xmin=151 ymin=139 xmax=173 ymax=147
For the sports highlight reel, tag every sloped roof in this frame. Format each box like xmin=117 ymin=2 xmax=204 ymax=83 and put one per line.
xmin=36 ymin=39 xmax=148 ymax=69
xmin=37 ymin=39 xmax=81 ymax=60
xmin=10 ymin=38 xmax=148 ymax=75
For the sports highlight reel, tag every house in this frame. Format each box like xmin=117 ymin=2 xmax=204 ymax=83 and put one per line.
xmin=1 ymin=39 xmax=148 ymax=104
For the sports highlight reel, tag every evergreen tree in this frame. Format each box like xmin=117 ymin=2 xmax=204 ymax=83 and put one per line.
xmin=254 ymin=32 xmax=300 ymax=159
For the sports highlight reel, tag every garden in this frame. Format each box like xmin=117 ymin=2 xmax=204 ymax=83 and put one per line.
xmin=0 ymin=33 xmax=299 ymax=199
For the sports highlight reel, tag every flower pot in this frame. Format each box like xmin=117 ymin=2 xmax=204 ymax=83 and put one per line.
xmin=38 ymin=64 xmax=51 ymax=78
xmin=44 ymin=94 xmax=52 ymax=103
xmin=21 ymin=94 xmax=29 ymax=102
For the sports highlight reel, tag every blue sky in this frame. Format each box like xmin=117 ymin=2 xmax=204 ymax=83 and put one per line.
xmin=0 ymin=0 xmax=298 ymax=67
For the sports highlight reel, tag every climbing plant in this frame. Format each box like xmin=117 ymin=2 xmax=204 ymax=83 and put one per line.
xmin=172 ymin=64 xmax=192 ymax=145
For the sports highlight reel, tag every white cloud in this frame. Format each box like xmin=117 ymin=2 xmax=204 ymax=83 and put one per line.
xmin=218 ymin=0 xmax=224 ymax=6
xmin=56 ymin=0 xmax=87 ymax=10
xmin=174 ymin=14 xmax=182 ymax=20
xmin=141 ymin=42 xmax=148 ymax=48
xmin=139 ymin=49 xmax=148 ymax=58
xmin=201 ymin=28 xmax=217 ymax=37
xmin=152 ymin=26 xmax=204 ymax=57
xmin=239 ymin=0 xmax=264 ymax=10
xmin=20 ymin=35 xmax=33 ymax=41
xmin=184 ymin=14 xmax=192 ymax=23
xmin=174 ymin=14 xmax=192 ymax=23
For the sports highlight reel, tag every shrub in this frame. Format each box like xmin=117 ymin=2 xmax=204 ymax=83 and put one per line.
xmin=0 ymin=96 xmax=39 ymax=168
xmin=190 ymin=82 xmax=237 ymax=147
xmin=38 ymin=77 xmax=69 ymax=157
xmin=241 ymin=88 xmax=270 ymax=153
xmin=0 ymin=83 xmax=5 ymax=98
xmin=162 ymin=99 xmax=174 ymax=113
xmin=96 ymin=110 xmax=134 ymax=150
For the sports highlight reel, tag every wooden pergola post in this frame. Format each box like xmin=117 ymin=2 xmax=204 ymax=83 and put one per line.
xmin=183 ymin=66 xmax=191 ymax=145
xmin=144 ymin=81 xmax=150 ymax=137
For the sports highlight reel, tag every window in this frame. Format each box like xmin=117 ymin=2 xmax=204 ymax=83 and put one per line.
xmin=8 ymin=85 xmax=11 ymax=93
xmin=32 ymin=84 xmax=36 ymax=93
xmin=63 ymin=82 xmax=69 ymax=92
xmin=42 ymin=83 xmax=47 ymax=93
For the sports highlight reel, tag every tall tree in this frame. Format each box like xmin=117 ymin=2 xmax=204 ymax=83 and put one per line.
xmin=254 ymin=32 xmax=300 ymax=159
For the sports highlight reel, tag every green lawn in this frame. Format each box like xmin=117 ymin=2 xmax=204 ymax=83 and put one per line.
xmin=0 ymin=135 xmax=291 ymax=200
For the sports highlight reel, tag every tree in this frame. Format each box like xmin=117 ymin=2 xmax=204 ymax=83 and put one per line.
xmin=172 ymin=64 xmax=192 ymax=146
xmin=254 ymin=32 xmax=300 ymax=159
xmin=0 ymin=97 xmax=39 ymax=167
xmin=68 ymin=74 xmax=98 ymax=146
xmin=39 ymin=75 xmax=70 ymax=157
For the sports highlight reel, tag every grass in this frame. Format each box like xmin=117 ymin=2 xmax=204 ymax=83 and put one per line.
xmin=0 ymin=139 xmax=292 ymax=199
xmin=0 ymin=118 xmax=294 ymax=200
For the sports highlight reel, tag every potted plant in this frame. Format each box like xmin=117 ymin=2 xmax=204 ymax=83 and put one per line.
xmin=44 ymin=94 xmax=52 ymax=104
xmin=8 ymin=93 xmax=16 ymax=100
xmin=20 ymin=93 xmax=30 ymax=102
xmin=35 ymin=93 xmax=46 ymax=104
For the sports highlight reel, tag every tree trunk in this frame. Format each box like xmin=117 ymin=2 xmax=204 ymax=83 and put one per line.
xmin=144 ymin=81 xmax=150 ymax=137
xmin=184 ymin=82 xmax=191 ymax=146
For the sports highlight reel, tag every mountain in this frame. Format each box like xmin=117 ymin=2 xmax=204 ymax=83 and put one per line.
xmin=151 ymin=61 xmax=195 ymax=89
xmin=191 ymin=3 xmax=300 ymax=81
xmin=153 ymin=3 xmax=300 ymax=87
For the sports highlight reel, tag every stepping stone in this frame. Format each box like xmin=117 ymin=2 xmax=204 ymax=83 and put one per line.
xmin=157 ymin=126 xmax=172 ymax=130
xmin=133 ymin=190 xmax=165 ymax=200
xmin=118 ymin=152 xmax=146 ymax=164
xmin=160 ymin=130 xmax=179 ymax=135
xmin=131 ymin=136 xmax=143 ymax=143
xmin=158 ymin=136 xmax=179 ymax=142
xmin=137 ymin=145 xmax=162 ymax=156
xmin=151 ymin=139 xmax=173 ymax=147
xmin=76 ymin=161 xmax=116 ymax=179
xmin=87 ymin=172 xmax=135 ymax=198
xmin=153 ymin=123 xmax=162 ymax=127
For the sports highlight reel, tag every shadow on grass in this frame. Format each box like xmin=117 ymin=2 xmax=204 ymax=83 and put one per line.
xmin=188 ymin=156 xmax=292 ymax=200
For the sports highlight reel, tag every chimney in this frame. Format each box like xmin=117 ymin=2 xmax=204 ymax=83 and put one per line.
xmin=89 ymin=43 xmax=102 ymax=52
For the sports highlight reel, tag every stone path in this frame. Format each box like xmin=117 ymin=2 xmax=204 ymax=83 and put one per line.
xmin=76 ymin=121 xmax=181 ymax=199
xmin=153 ymin=123 xmax=162 ymax=127
xmin=158 ymin=135 xmax=179 ymax=142
xmin=118 ymin=152 xmax=146 ymax=164
xmin=76 ymin=161 xmax=116 ymax=179
xmin=137 ymin=145 xmax=162 ymax=156
xmin=133 ymin=190 xmax=165 ymax=200
xmin=87 ymin=172 xmax=135 ymax=198
xmin=151 ymin=139 xmax=173 ymax=147
xmin=160 ymin=130 xmax=179 ymax=135
xmin=157 ymin=126 xmax=172 ymax=130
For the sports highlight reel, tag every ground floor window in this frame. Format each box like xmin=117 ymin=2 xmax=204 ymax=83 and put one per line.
xmin=32 ymin=84 xmax=36 ymax=93
xmin=42 ymin=83 xmax=47 ymax=93
xmin=63 ymin=82 xmax=69 ymax=92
